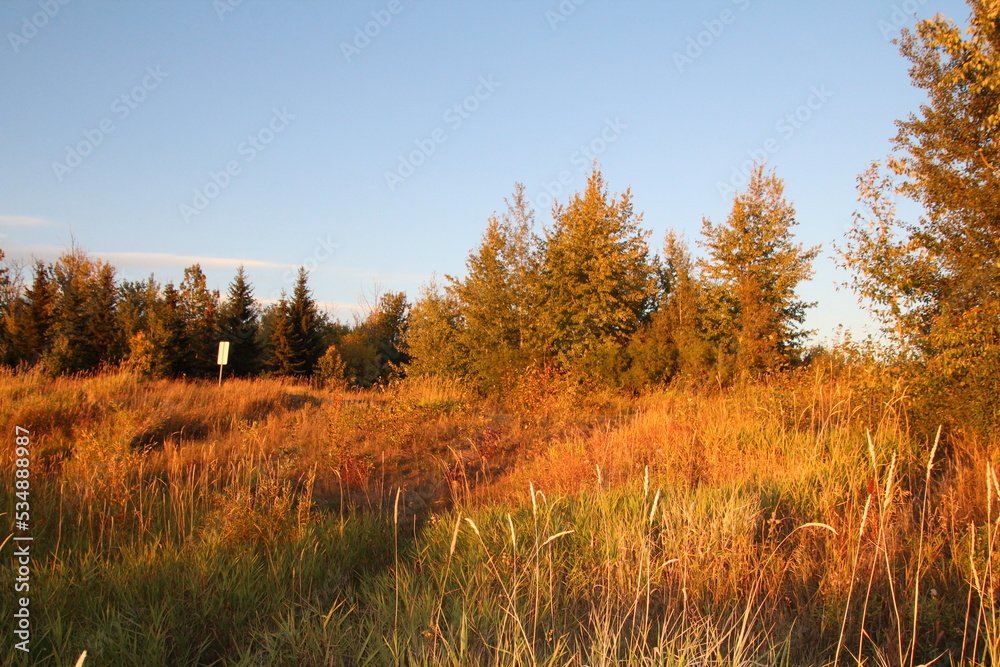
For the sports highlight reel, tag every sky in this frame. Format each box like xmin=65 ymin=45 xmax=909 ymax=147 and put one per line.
xmin=0 ymin=0 xmax=974 ymax=343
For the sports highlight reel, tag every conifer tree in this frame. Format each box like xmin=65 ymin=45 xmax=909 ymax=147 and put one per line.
xmin=661 ymin=232 xmax=711 ymax=378
xmin=147 ymin=283 xmax=188 ymax=378
xmin=218 ymin=265 xmax=262 ymax=377
xmin=404 ymin=279 xmax=467 ymax=379
xmin=266 ymin=293 xmax=299 ymax=375
xmin=537 ymin=166 xmax=658 ymax=379
xmin=179 ymin=264 xmax=219 ymax=377
xmin=90 ymin=262 xmax=124 ymax=367
xmin=48 ymin=248 xmax=111 ymax=374
xmin=450 ymin=183 xmax=539 ymax=389
xmin=0 ymin=249 xmax=10 ymax=365
xmin=118 ymin=276 xmax=158 ymax=340
xmin=700 ymin=164 xmax=819 ymax=379
xmin=623 ymin=232 xmax=710 ymax=387
xmin=286 ymin=268 xmax=324 ymax=376
xmin=9 ymin=261 xmax=58 ymax=366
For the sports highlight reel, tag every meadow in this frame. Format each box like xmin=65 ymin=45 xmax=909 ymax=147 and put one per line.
xmin=1 ymin=361 xmax=998 ymax=666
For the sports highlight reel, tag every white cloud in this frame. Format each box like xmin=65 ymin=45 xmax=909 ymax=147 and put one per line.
xmin=0 ymin=215 xmax=50 ymax=227
xmin=95 ymin=251 xmax=293 ymax=270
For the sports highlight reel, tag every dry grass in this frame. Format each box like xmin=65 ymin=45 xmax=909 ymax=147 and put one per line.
xmin=0 ymin=364 xmax=997 ymax=665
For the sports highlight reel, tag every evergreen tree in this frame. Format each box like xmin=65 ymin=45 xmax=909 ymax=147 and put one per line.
xmin=48 ymin=248 xmax=108 ymax=374
xmin=404 ymin=279 xmax=467 ymax=379
xmin=661 ymin=232 xmax=711 ymax=379
xmin=178 ymin=264 xmax=219 ymax=377
xmin=147 ymin=283 xmax=188 ymax=378
xmin=700 ymin=163 xmax=819 ymax=379
xmin=119 ymin=276 xmax=158 ymax=341
xmin=537 ymin=166 xmax=658 ymax=379
xmin=266 ymin=293 xmax=299 ymax=375
xmin=9 ymin=261 xmax=58 ymax=366
xmin=90 ymin=262 xmax=124 ymax=367
xmin=0 ymin=248 xmax=14 ymax=364
xmin=218 ymin=265 xmax=262 ymax=377
xmin=285 ymin=268 xmax=324 ymax=376
xmin=450 ymin=183 xmax=539 ymax=389
xmin=623 ymin=232 xmax=710 ymax=388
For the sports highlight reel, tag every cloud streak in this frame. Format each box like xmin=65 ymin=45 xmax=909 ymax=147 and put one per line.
xmin=0 ymin=215 xmax=51 ymax=227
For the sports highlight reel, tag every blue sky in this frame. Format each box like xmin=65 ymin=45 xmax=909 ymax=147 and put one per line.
xmin=0 ymin=0 xmax=972 ymax=341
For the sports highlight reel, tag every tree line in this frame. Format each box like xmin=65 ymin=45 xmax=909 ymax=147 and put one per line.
xmin=0 ymin=0 xmax=996 ymax=420
xmin=404 ymin=163 xmax=818 ymax=392
xmin=0 ymin=254 xmax=409 ymax=387
xmin=0 ymin=159 xmax=816 ymax=391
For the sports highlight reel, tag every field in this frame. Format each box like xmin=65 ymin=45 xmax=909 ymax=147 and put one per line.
xmin=2 ymin=364 xmax=999 ymax=666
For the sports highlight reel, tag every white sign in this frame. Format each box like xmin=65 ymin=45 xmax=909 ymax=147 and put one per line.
xmin=217 ymin=341 xmax=230 ymax=366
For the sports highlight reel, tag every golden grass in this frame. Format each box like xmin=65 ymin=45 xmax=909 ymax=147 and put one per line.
xmin=0 ymin=364 xmax=998 ymax=665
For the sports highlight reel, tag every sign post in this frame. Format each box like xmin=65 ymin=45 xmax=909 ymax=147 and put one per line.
xmin=217 ymin=341 xmax=230 ymax=386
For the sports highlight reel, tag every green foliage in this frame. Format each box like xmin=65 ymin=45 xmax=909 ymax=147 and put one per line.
xmin=841 ymin=1 xmax=1000 ymax=434
xmin=145 ymin=283 xmax=188 ymax=378
xmin=404 ymin=279 xmax=468 ymax=380
xmin=46 ymin=248 xmax=123 ymax=374
xmin=340 ymin=291 xmax=410 ymax=387
xmin=266 ymin=294 xmax=299 ymax=376
xmin=7 ymin=260 xmax=58 ymax=366
xmin=218 ymin=265 xmax=263 ymax=377
xmin=317 ymin=344 xmax=348 ymax=387
xmin=623 ymin=232 xmax=714 ymax=389
xmin=178 ymin=264 xmax=219 ymax=378
xmin=537 ymin=167 xmax=658 ymax=381
xmin=700 ymin=163 xmax=819 ymax=381
xmin=265 ymin=270 xmax=325 ymax=377
xmin=287 ymin=268 xmax=325 ymax=376
xmin=449 ymin=183 xmax=540 ymax=390
xmin=118 ymin=276 xmax=159 ymax=351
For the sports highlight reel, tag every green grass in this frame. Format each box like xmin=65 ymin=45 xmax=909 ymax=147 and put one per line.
xmin=1 ymin=367 xmax=998 ymax=665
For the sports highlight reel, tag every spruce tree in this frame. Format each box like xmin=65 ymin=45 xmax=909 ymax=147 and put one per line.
xmin=0 ymin=249 xmax=10 ymax=365
xmin=147 ymin=283 xmax=188 ymax=378
xmin=286 ymin=268 xmax=323 ymax=376
xmin=537 ymin=166 xmax=658 ymax=379
xmin=90 ymin=262 xmax=123 ymax=368
xmin=218 ymin=265 xmax=262 ymax=377
xmin=179 ymin=264 xmax=219 ymax=377
xmin=623 ymin=232 xmax=709 ymax=388
xmin=451 ymin=183 xmax=539 ymax=389
xmin=661 ymin=232 xmax=711 ymax=379
xmin=119 ymin=276 xmax=158 ymax=340
xmin=10 ymin=261 xmax=58 ymax=366
xmin=48 ymin=248 xmax=106 ymax=374
xmin=266 ymin=294 xmax=298 ymax=375
xmin=700 ymin=163 xmax=819 ymax=379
